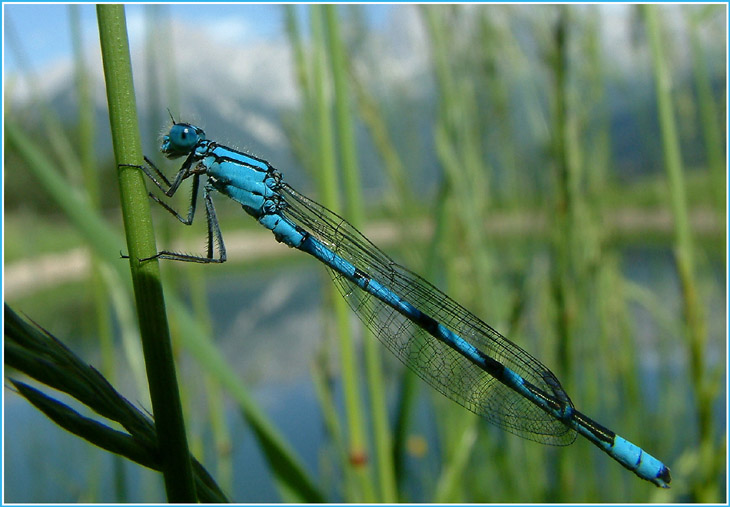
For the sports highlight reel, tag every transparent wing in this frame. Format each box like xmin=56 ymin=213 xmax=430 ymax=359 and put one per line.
xmin=280 ymin=184 xmax=576 ymax=445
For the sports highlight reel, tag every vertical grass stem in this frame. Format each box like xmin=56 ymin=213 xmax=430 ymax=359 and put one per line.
xmin=643 ymin=5 xmax=712 ymax=498
xmin=96 ymin=5 xmax=197 ymax=501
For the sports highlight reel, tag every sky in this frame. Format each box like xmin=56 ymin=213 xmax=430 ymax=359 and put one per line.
xmin=3 ymin=3 xmax=723 ymax=155
xmin=5 ymin=4 xmax=280 ymax=72
xmin=3 ymin=3 xmax=414 ymax=181
xmin=3 ymin=4 xmax=392 ymax=75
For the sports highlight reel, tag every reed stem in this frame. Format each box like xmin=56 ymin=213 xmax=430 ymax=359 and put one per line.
xmin=97 ymin=5 xmax=197 ymax=501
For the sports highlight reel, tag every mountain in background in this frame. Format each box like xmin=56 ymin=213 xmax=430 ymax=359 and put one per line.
xmin=5 ymin=4 xmax=724 ymax=215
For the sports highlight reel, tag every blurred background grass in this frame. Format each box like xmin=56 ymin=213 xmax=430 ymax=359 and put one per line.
xmin=4 ymin=3 xmax=726 ymax=503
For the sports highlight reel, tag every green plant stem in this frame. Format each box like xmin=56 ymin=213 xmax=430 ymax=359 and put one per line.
xmin=5 ymin=304 xmax=229 ymax=503
xmin=644 ymin=4 xmax=711 ymax=498
xmin=310 ymin=6 xmax=374 ymax=501
xmin=422 ymin=7 xmax=485 ymax=500
xmin=323 ymin=5 xmax=397 ymax=502
xmin=6 ymin=119 xmax=324 ymax=502
xmin=433 ymin=419 xmax=478 ymax=502
xmin=688 ymin=11 xmax=725 ymax=215
xmin=96 ymin=5 xmax=196 ymax=502
xmin=546 ymin=10 xmax=579 ymax=497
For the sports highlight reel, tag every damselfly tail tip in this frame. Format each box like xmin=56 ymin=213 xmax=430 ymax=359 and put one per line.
xmin=650 ymin=465 xmax=671 ymax=488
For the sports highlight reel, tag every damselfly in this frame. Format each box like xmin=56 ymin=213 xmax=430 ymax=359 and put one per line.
xmin=126 ymin=119 xmax=671 ymax=488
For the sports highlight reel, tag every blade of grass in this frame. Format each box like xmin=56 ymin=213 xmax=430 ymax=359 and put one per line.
xmin=5 ymin=120 xmax=325 ymax=502
xmin=97 ymin=5 xmax=196 ymax=501
xmin=687 ymin=7 xmax=725 ymax=215
xmin=4 ymin=305 xmax=228 ymax=503
xmin=310 ymin=4 xmax=375 ymax=501
xmin=433 ymin=419 xmax=478 ymax=502
xmin=421 ymin=6 xmax=488 ymax=500
xmin=310 ymin=357 xmax=348 ymax=465
xmin=643 ymin=5 xmax=713 ymax=500
xmin=545 ymin=8 xmax=578 ymax=496
xmin=283 ymin=5 xmax=318 ymax=175
xmin=323 ymin=5 xmax=397 ymax=502
xmin=343 ymin=9 xmax=430 ymax=489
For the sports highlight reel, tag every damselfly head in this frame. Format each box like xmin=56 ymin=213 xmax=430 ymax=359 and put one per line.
xmin=160 ymin=123 xmax=206 ymax=159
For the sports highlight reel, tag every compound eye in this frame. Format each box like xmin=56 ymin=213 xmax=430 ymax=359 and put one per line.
xmin=170 ymin=124 xmax=200 ymax=149
xmin=161 ymin=122 xmax=206 ymax=158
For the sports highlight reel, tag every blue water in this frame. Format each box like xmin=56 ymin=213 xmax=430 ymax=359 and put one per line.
xmin=4 ymin=247 xmax=726 ymax=501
